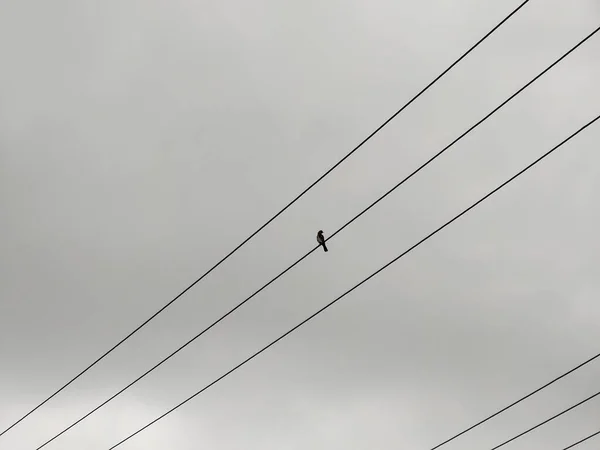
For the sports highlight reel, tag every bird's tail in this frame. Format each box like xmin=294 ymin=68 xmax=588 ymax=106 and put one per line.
xmin=323 ymin=243 xmax=328 ymax=252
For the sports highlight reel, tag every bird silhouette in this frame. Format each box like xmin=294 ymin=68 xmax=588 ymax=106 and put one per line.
xmin=316 ymin=230 xmax=328 ymax=252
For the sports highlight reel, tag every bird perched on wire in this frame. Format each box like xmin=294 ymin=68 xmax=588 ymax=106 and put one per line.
xmin=316 ymin=230 xmax=328 ymax=252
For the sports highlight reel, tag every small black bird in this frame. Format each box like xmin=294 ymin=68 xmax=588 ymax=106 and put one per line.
xmin=316 ymin=230 xmax=328 ymax=252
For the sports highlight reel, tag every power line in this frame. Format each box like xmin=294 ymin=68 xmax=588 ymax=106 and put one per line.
xmin=561 ymin=429 xmax=600 ymax=450
xmin=32 ymin=23 xmax=600 ymax=450
xmin=426 ymin=353 xmax=600 ymax=450
xmin=0 ymin=0 xmax=532 ymax=438
xmin=104 ymin=112 xmax=600 ymax=449
xmin=487 ymin=390 xmax=600 ymax=450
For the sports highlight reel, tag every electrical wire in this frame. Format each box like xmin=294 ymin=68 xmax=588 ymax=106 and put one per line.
xmin=426 ymin=353 xmax=600 ymax=450
xmin=0 ymin=0 xmax=533 ymax=438
xmin=560 ymin=429 xmax=600 ymax=450
xmin=104 ymin=111 xmax=600 ymax=449
xmin=486 ymin=390 xmax=600 ymax=450
xmin=32 ymin=23 xmax=600 ymax=450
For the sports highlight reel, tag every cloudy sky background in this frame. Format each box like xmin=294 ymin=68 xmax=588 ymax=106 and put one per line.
xmin=1 ymin=0 xmax=600 ymax=449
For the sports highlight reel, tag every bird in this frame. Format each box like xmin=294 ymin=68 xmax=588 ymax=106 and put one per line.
xmin=316 ymin=230 xmax=328 ymax=252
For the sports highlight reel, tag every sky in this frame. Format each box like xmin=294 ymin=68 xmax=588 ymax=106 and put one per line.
xmin=1 ymin=0 xmax=600 ymax=449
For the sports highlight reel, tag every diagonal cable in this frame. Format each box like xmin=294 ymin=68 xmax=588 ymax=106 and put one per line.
xmin=427 ymin=353 xmax=600 ymax=450
xmin=486 ymin=390 xmax=600 ymax=450
xmin=560 ymin=429 xmax=600 ymax=450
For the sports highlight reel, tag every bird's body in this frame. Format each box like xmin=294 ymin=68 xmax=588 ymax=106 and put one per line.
xmin=316 ymin=230 xmax=328 ymax=252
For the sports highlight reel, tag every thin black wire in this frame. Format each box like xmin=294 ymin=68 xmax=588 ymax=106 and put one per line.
xmin=0 ymin=0 xmax=533 ymax=439
xmin=561 ymin=429 xmax=600 ymax=450
xmin=427 ymin=354 xmax=600 ymax=450
xmin=106 ymin=112 xmax=600 ymax=449
xmin=487 ymin=390 xmax=600 ymax=450
xmin=33 ymin=23 xmax=600 ymax=450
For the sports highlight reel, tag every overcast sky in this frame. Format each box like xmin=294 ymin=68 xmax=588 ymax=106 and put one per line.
xmin=1 ymin=1 xmax=600 ymax=449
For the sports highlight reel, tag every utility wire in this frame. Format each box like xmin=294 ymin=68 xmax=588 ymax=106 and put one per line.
xmin=561 ymin=429 xmax=600 ymax=450
xmin=426 ymin=353 xmax=600 ymax=450
xmin=0 ymin=0 xmax=532 ymax=438
xmin=486 ymin=390 xmax=600 ymax=450
xmin=33 ymin=23 xmax=600 ymax=450
xmin=104 ymin=111 xmax=600 ymax=449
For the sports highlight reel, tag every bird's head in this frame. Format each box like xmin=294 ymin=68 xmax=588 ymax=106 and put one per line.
xmin=318 ymin=230 xmax=323 ymax=234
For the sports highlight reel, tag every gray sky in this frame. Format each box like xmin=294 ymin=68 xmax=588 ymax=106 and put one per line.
xmin=1 ymin=1 xmax=600 ymax=449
